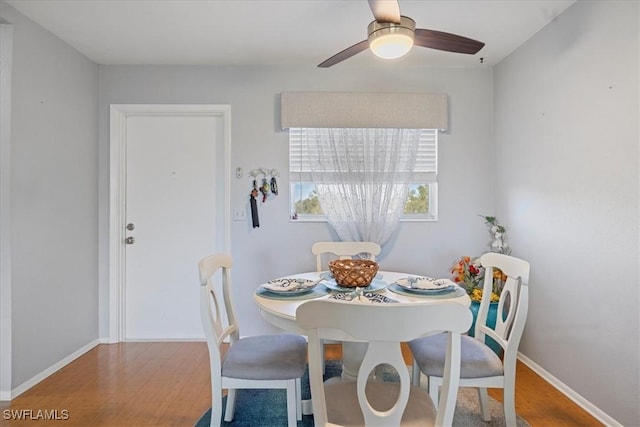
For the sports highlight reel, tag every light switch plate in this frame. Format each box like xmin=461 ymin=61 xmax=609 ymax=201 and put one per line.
xmin=233 ymin=208 xmax=247 ymax=221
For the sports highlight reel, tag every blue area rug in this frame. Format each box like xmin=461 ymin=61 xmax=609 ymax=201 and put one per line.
xmin=194 ymin=360 xmax=530 ymax=426
xmin=194 ymin=361 xmax=341 ymax=427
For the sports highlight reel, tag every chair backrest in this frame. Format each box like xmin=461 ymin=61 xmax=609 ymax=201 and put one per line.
xmin=198 ymin=253 xmax=239 ymax=375
xmin=297 ymin=300 xmax=472 ymax=426
xmin=311 ymin=241 xmax=381 ymax=272
xmin=476 ymin=252 xmax=530 ymax=369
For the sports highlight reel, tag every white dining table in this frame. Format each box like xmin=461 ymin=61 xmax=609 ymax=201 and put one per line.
xmin=253 ymin=270 xmax=471 ymax=415
xmin=255 ymin=271 xmax=470 ymax=368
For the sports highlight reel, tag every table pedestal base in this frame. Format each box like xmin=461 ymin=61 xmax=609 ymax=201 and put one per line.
xmin=341 ymin=341 xmax=369 ymax=380
xmin=303 ymin=341 xmax=369 ymax=415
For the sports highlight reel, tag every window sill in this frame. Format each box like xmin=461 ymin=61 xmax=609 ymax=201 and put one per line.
xmin=289 ymin=216 xmax=437 ymax=223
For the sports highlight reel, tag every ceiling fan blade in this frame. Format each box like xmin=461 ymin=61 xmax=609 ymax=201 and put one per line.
xmin=367 ymin=0 xmax=401 ymax=23
xmin=414 ymin=29 xmax=485 ymax=54
xmin=318 ymin=40 xmax=370 ymax=68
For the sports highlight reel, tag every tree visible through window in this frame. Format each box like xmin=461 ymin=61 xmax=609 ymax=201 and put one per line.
xmin=404 ymin=184 xmax=429 ymax=214
xmin=294 ymin=187 xmax=324 ymax=215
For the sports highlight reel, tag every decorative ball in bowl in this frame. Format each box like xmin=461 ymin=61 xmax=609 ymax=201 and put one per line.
xmin=328 ymin=259 xmax=379 ymax=288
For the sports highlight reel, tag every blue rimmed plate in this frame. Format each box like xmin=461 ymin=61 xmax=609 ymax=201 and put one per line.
xmin=255 ymin=286 xmax=330 ymax=300
xmin=394 ymin=277 xmax=457 ymax=294
xmin=322 ymin=278 xmax=387 ymax=293
xmin=260 ymin=278 xmax=318 ymax=295
xmin=387 ymin=283 xmax=466 ymax=299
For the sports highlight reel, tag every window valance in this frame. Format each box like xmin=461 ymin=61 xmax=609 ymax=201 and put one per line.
xmin=280 ymin=92 xmax=448 ymax=130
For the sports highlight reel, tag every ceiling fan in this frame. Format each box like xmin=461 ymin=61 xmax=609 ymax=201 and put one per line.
xmin=318 ymin=0 xmax=485 ymax=68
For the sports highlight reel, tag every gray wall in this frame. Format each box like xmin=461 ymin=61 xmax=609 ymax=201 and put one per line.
xmin=2 ymin=0 xmax=638 ymax=424
xmin=97 ymin=66 xmax=495 ymax=338
xmin=0 ymin=2 xmax=99 ymax=387
xmin=494 ymin=1 xmax=639 ymax=425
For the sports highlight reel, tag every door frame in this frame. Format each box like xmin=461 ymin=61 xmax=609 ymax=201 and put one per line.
xmin=0 ymin=22 xmax=14 ymax=400
xmin=108 ymin=104 xmax=231 ymax=343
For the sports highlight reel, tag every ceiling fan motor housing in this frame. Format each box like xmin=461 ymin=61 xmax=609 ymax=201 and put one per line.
xmin=367 ymin=16 xmax=416 ymax=59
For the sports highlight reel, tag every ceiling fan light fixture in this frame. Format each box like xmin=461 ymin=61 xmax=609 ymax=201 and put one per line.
xmin=369 ymin=33 xmax=414 ymax=59
xmin=368 ymin=16 xmax=415 ymax=60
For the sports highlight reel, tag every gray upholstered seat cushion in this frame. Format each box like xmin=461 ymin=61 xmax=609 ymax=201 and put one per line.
xmin=324 ymin=380 xmax=437 ymax=427
xmin=409 ymin=332 xmax=504 ymax=379
xmin=222 ymin=333 xmax=307 ymax=380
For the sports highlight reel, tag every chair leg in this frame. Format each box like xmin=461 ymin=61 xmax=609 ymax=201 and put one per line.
xmin=224 ymin=389 xmax=237 ymax=422
xmin=211 ymin=387 xmax=222 ymax=427
xmin=295 ymin=378 xmax=302 ymax=421
xmin=286 ymin=380 xmax=297 ymax=427
xmin=320 ymin=340 xmax=326 ymax=374
xmin=428 ymin=376 xmax=440 ymax=407
xmin=411 ymin=359 xmax=421 ymax=386
xmin=503 ymin=377 xmax=517 ymax=427
xmin=477 ymin=387 xmax=491 ymax=422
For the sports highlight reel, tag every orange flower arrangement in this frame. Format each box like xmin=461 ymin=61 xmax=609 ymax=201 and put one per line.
xmin=451 ymin=215 xmax=511 ymax=302
xmin=451 ymin=256 xmax=500 ymax=302
xmin=451 ymin=257 xmax=505 ymax=302
xmin=451 ymin=256 xmax=482 ymax=287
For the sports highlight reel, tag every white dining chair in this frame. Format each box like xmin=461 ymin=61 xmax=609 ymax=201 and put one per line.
xmin=409 ymin=252 xmax=530 ymax=426
xmin=312 ymin=241 xmax=381 ymax=273
xmin=297 ymin=299 xmax=472 ymax=426
xmin=199 ymin=253 xmax=307 ymax=427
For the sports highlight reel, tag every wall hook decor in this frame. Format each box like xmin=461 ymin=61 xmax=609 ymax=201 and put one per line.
xmin=247 ymin=169 xmax=261 ymax=227
xmin=270 ymin=169 xmax=279 ymax=195
xmin=249 ymin=168 xmax=279 ymax=203
xmin=249 ymin=188 xmax=259 ymax=228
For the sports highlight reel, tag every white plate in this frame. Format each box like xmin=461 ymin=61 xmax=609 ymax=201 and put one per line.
xmin=387 ymin=283 xmax=465 ymax=299
xmin=394 ymin=277 xmax=457 ymax=294
xmin=260 ymin=278 xmax=318 ymax=295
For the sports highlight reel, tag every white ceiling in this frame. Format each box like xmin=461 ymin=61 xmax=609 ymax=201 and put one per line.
xmin=5 ymin=0 xmax=575 ymax=68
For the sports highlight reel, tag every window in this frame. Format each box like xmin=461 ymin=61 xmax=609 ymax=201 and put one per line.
xmin=289 ymin=128 xmax=438 ymax=221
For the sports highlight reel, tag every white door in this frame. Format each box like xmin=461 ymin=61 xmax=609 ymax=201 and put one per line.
xmin=123 ymin=113 xmax=220 ymax=340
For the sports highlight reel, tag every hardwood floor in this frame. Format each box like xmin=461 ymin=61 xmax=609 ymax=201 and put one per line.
xmin=0 ymin=342 xmax=602 ymax=426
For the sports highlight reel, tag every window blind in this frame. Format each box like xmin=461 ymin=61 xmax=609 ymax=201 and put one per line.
xmin=289 ymin=128 xmax=438 ymax=183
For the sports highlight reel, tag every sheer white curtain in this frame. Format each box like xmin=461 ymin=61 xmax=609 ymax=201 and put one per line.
xmin=304 ymin=128 xmax=421 ymax=246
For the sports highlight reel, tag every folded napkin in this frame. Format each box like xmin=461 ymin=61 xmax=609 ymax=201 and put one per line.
xmin=329 ymin=291 xmax=396 ymax=304
xmin=398 ymin=276 xmax=456 ymax=290
xmin=329 ymin=293 xmax=373 ymax=304
xmin=262 ymin=279 xmax=302 ymax=292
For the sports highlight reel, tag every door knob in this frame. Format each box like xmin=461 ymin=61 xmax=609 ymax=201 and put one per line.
xmin=125 ymin=236 xmax=135 ymax=245
xmin=126 ymin=223 xmax=135 ymax=231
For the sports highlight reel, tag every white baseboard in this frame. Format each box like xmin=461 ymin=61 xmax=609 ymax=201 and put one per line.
xmin=517 ymin=352 xmax=622 ymax=427
xmin=9 ymin=339 xmax=100 ymax=400
xmin=98 ymin=337 xmax=206 ymax=344
xmin=121 ymin=337 xmax=206 ymax=342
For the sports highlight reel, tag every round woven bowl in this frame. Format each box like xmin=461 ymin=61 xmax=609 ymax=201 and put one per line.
xmin=328 ymin=259 xmax=379 ymax=288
